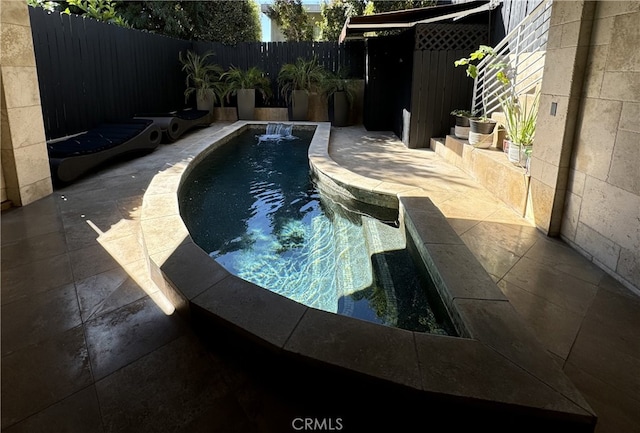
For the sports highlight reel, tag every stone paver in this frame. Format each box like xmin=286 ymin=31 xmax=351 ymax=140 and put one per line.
xmin=1 ymin=123 xmax=639 ymax=432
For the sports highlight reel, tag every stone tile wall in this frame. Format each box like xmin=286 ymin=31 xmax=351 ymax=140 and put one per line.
xmin=1 ymin=151 xmax=6 ymax=203
xmin=1 ymin=0 xmax=52 ymax=206
xmin=528 ymin=0 xmax=595 ymax=236
xmin=560 ymin=1 xmax=640 ymax=291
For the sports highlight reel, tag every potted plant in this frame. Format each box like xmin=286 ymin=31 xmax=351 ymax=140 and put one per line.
xmin=277 ymin=57 xmax=325 ymax=121
xmin=454 ymin=45 xmax=509 ymax=144
xmin=320 ymin=69 xmax=357 ymax=127
xmin=450 ymin=109 xmax=473 ymax=127
xmin=454 ymin=45 xmax=510 ymax=87
xmin=222 ymin=66 xmax=272 ymax=120
xmin=500 ymin=92 xmax=540 ymax=168
xmin=450 ymin=109 xmax=474 ymax=139
xmin=469 ymin=116 xmax=497 ymax=134
xmin=179 ymin=50 xmax=225 ymax=115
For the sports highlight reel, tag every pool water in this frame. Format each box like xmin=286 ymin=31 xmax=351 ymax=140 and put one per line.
xmin=180 ymin=126 xmax=453 ymax=335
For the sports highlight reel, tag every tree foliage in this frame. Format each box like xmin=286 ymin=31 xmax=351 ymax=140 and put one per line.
xmin=369 ymin=1 xmax=436 ymax=13
xmin=320 ymin=0 xmax=436 ymax=41
xmin=320 ymin=0 xmax=366 ymax=41
xmin=31 ymin=0 xmax=262 ymax=43
xmin=266 ymin=0 xmax=314 ymax=42
xmin=119 ymin=1 xmax=261 ymax=43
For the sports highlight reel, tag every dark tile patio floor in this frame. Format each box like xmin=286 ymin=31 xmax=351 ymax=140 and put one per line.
xmin=2 ymin=123 xmax=639 ymax=432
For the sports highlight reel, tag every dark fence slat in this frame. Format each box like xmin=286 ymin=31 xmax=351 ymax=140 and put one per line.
xmin=30 ymin=7 xmax=364 ymax=138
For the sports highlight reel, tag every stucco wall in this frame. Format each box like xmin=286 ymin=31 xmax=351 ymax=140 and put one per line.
xmin=561 ymin=1 xmax=640 ymax=291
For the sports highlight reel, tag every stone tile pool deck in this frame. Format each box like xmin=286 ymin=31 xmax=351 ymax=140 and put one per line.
xmin=2 ymin=123 xmax=639 ymax=432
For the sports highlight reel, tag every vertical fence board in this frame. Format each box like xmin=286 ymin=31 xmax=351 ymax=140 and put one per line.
xmin=408 ymin=51 xmax=423 ymax=146
xmin=33 ymin=7 xmax=360 ymax=138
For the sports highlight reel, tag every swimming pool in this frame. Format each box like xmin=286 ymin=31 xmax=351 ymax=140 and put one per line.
xmin=139 ymin=121 xmax=596 ymax=428
xmin=179 ymin=126 xmax=453 ymax=335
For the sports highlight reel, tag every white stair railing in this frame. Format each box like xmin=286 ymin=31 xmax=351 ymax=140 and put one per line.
xmin=471 ymin=0 xmax=553 ymax=116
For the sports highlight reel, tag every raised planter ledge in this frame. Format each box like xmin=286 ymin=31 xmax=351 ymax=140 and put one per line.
xmin=140 ymin=121 xmax=596 ymax=431
xmin=431 ymin=135 xmax=532 ymax=218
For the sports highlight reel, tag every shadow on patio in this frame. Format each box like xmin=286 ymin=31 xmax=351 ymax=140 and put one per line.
xmin=1 ymin=124 xmax=639 ymax=433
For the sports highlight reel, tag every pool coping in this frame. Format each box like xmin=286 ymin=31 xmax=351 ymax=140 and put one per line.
xmin=140 ymin=121 xmax=596 ymax=430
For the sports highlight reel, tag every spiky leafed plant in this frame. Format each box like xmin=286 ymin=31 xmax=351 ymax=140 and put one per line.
xmin=499 ymin=92 xmax=540 ymax=146
xmin=319 ymin=68 xmax=357 ymax=107
xmin=178 ymin=50 xmax=225 ymax=105
xmin=222 ymin=66 xmax=273 ymax=102
xmin=277 ymin=57 xmax=325 ymax=102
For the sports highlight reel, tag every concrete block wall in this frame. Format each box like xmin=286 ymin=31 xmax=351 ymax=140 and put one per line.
xmin=0 ymin=0 xmax=52 ymax=207
xmin=560 ymin=1 xmax=640 ymax=291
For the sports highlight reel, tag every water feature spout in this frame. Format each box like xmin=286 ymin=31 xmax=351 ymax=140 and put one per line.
xmin=257 ymin=123 xmax=297 ymax=143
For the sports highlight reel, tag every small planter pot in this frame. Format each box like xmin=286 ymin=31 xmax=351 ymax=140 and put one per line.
xmin=508 ymin=142 xmax=533 ymax=168
xmin=454 ymin=125 xmax=470 ymax=139
xmin=469 ymin=118 xmax=497 ymax=134
xmin=503 ymin=139 xmax=511 ymax=155
xmin=469 ymin=131 xmax=493 ymax=148
xmin=453 ymin=115 xmax=471 ymax=127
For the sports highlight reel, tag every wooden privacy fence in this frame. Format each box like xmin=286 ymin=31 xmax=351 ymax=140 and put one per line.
xmin=193 ymin=40 xmax=364 ymax=108
xmin=408 ymin=23 xmax=488 ymax=148
xmin=29 ymin=7 xmax=364 ymax=139
xmin=30 ymin=7 xmax=190 ymax=139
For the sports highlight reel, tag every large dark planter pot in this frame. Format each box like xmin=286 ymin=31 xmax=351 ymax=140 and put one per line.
xmin=328 ymin=91 xmax=350 ymax=127
xmin=453 ymin=115 xmax=471 ymax=127
xmin=236 ymin=88 xmax=255 ymax=120
xmin=469 ymin=117 xmax=497 ymax=134
xmin=288 ymin=90 xmax=309 ymax=121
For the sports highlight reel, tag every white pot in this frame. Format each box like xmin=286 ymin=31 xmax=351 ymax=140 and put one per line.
xmin=454 ymin=125 xmax=470 ymax=139
xmin=469 ymin=131 xmax=492 ymax=148
xmin=508 ymin=143 xmax=532 ymax=167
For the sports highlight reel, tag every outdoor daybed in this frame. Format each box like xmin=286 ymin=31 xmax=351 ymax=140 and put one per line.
xmin=135 ymin=109 xmax=210 ymax=143
xmin=47 ymin=119 xmax=161 ymax=184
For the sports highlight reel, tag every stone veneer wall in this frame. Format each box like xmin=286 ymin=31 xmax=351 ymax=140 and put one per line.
xmin=560 ymin=1 xmax=640 ymax=291
xmin=1 ymin=0 xmax=52 ymax=206
xmin=1 ymin=154 xmax=6 ymax=203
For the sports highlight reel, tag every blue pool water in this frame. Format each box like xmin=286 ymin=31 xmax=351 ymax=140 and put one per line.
xmin=179 ymin=126 xmax=453 ymax=334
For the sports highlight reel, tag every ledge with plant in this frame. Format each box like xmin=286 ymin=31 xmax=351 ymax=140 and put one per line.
xmin=222 ymin=66 xmax=272 ymax=120
xmin=320 ymin=68 xmax=357 ymax=127
xmin=277 ymin=57 xmax=325 ymax=121
xmin=454 ymin=45 xmax=512 ymax=146
xmin=499 ymin=92 xmax=540 ymax=170
xmin=449 ymin=109 xmax=475 ymax=139
xmin=179 ymin=50 xmax=225 ymax=115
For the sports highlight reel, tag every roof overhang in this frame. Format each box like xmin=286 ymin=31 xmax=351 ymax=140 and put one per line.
xmin=339 ymin=0 xmax=500 ymax=43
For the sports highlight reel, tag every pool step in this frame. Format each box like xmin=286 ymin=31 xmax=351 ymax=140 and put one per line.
xmin=361 ymin=218 xmax=405 ymax=326
xmin=304 ymin=214 xmax=340 ymax=311
xmin=331 ymin=211 xmax=373 ymax=300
